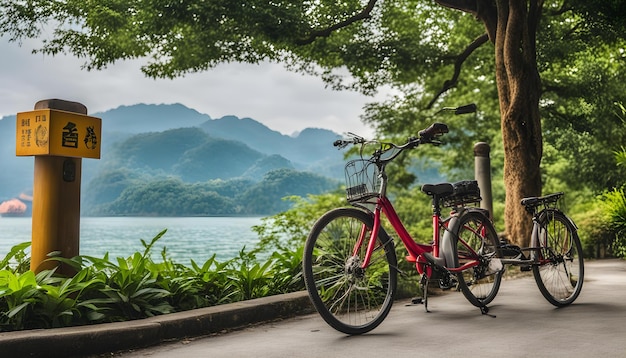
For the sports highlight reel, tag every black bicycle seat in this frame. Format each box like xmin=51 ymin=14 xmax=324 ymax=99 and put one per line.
xmin=521 ymin=192 xmax=563 ymax=208
xmin=421 ymin=183 xmax=454 ymax=197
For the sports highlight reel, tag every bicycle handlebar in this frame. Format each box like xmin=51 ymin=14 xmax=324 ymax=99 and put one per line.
xmin=333 ymin=133 xmax=367 ymax=148
xmin=333 ymin=103 xmax=474 ymax=152
xmin=333 ymin=122 xmax=449 ymax=150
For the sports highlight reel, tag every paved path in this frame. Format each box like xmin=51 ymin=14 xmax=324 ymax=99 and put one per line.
xmin=117 ymin=259 xmax=626 ymax=358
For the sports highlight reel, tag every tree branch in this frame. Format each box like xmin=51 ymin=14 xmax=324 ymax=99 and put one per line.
xmin=295 ymin=0 xmax=379 ymax=45
xmin=436 ymin=0 xmax=498 ymax=41
xmin=426 ymin=33 xmax=489 ymax=109
xmin=434 ymin=0 xmax=479 ymax=15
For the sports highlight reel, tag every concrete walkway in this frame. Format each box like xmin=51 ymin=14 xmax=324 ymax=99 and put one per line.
xmin=0 ymin=291 xmax=315 ymax=357
xmin=2 ymin=259 xmax=625 ymax=357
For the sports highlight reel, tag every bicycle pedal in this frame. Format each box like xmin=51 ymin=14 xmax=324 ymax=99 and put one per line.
xmin=520 ymin=265 xmax=532 ymax=272
xmin=411 ymin=297 xmax=424 ymax=305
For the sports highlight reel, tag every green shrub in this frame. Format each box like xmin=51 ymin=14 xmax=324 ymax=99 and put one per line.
xmin=0 ymin=242 xmax=30 ymax=273
xmin=572 ymin=203 xmax=614 ymax=258
xmin=267 ymin=245 xmax=305 ymax=294
xmin=602 ymin=188 xmax=626 ymax=257
xmin=0 ymin=226 xmax=307 ymax=332
xmin=166 ymin=254 xmax=235 ymax=309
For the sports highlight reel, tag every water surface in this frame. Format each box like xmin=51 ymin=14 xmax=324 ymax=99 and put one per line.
xmin=0 ymin=216 xmax=264 ymax=264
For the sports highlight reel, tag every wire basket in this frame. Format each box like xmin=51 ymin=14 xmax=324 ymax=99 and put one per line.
xmin=442 ymin=180 xmax=482 ymax=208
xmin=344 ymin=159 xmax=380 ymax=202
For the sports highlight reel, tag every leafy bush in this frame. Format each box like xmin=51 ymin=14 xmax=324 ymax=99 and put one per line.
xmin=0 ymin=228 xmax=306 ymax=332
xmin=602 ymin=188 xmax=626 ymax=257
xmin=0 ymin=242 xmax=30 ymax=273
xmin=575 ymin=187 xmax=626 ymax=259
xmin=572 ymin=200 xmax=614 ymax=258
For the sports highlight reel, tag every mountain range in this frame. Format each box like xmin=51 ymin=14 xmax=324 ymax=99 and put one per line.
xmin=96 ymin=103 xmax=345 ymax=175
xmin=1 ymin=103 xmax=446 ymax=216
xmin=0 ymin=103 xmax=345 ymax=215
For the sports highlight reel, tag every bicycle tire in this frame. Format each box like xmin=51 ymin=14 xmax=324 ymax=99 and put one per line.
xmin=302 ymin=207 xmax=397 ymax=335
xmin=532 ymin=209 xmax=584 ymax=306
xmin=452 ymin=210 xmax=503 ymax=307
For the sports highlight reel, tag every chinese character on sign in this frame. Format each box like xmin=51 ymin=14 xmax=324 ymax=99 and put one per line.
xmin=21 ymin=129 xmax=32 ymax=147
xmin=84 ymin=126 xmax=98 ymax=150
xmin=62 ymin=122 xmax=78 ymax=148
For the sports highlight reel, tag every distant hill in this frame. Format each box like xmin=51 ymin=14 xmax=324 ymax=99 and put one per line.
xmin=200 ymin=117 xmax=342 ymax=175
xmin=95 ymin=103 xmax=209 ymax=134
xmin=102 ymin=127 xmax=292 ymax=182
xmin=94 ymin=105 xmax=343 ymax=173
xmin=92 ymin=103 xmax=343 ymax=175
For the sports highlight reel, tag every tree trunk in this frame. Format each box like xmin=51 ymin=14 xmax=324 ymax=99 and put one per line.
xmin=493 ymin=0 xmax=543 ymax=246
xmin=428 ymin=0 xmax=544 ymax=246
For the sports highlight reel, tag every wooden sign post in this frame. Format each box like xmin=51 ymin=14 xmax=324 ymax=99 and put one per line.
xmin=16 ymin=99 xmax=101 ymax=274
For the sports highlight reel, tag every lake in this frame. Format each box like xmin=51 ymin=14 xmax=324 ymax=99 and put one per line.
xmin=0 ymin=216 xmax=265 ymax=264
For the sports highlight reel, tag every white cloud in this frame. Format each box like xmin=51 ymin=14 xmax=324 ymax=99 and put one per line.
xmin=0 ymin=38 xmax=381 ymax=137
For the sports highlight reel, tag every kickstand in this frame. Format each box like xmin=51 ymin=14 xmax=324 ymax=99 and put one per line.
xmin=480 ymin=305 xmax=496 ymax=318
xmin=420 ymin=273 xmax=430 ymax=312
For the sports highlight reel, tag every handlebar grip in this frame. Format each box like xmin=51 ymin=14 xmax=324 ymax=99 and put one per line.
xmin=333 ymin=139 xmax=344 ymax=147
xmin=419 ymin=123 xmax=449 ymax=140
xmin=455 ymin=103 xmax=477 ymax=115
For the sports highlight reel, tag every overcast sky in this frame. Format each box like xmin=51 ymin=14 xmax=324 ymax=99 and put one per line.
xmin=0 ymin=38 xmax=383 ymax=136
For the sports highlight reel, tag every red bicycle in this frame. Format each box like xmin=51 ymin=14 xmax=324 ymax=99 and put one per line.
xmin=302 ymin=112 xmax=504 ymax=335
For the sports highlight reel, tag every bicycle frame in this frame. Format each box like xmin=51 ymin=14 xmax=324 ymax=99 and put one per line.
xmin=358 ymin=195 xmax=482 ymax=275
xmin=337 ymin=124 xmax=486 ymax=279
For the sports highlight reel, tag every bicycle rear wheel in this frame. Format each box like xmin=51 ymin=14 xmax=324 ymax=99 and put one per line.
xmin=532 ymin=210 xmax=584 ymax=306
xmin=302 ymin=208 xmax=397 ymax=335
xmin=453 ymin=210 xmax=503 ymax=307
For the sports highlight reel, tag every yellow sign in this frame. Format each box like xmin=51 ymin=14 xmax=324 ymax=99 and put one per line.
xmin=16 ymin=109 xmax=101 ymax=159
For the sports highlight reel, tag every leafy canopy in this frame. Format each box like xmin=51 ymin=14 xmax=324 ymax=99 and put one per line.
xmin=2 ymin=0 xmax=626 ymax=193
xmin=1 ymin=1 xmax=477 ymax=93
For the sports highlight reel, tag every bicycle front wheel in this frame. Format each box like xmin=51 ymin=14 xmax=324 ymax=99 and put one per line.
xmin=454 ymin=210 xmax=503 ymax=307
xmin=532 ymin=210 xmax=584 ymax=306
xmin=303 ymin=208 xmax=397 ymax=335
